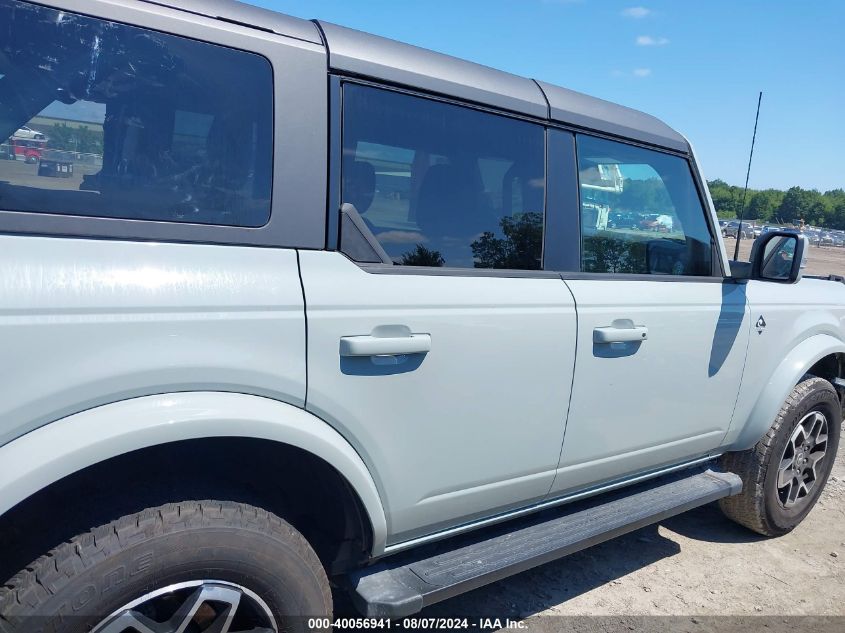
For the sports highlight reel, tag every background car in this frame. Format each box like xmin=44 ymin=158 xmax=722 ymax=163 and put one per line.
xmin=13 ymin=126 xmax=46 ymax=140
xmin=723 ymin=221 xmax=755 ymax=238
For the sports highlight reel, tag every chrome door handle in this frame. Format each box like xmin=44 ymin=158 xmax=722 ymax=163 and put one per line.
xmin=340 ymin=333 xmax=431 ymax=357
xmin=593 ymin=324 xmax=648 ymax=344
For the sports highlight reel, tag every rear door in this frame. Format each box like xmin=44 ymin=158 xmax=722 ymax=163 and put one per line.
xmin=301 ymin=83 xmax=576 ymax=545
xmin=548 ymin=134 xmax=750 ymax=495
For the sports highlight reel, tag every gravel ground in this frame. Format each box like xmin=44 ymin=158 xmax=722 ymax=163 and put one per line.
xmin=413 ymin=427 xmax=844 ymax=621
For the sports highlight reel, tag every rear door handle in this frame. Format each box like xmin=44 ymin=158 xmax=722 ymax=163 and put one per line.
xmin=593 ymin=324 xmax=648 ymax=344
xmin=340 ymin=333 xmax=431 ymax=357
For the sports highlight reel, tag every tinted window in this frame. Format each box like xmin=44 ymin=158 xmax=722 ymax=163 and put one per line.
xmin=0 ymin=0 xmax=272 ymax=227
xmin=577 ymin=135 xmax=713 ymax=276
xmin=341 ymin=84 xmax=545 ymax=269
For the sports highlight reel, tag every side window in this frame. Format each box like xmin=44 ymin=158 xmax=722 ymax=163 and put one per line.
xmin=0 ymin=0 xmax=272 ymax=227
xmin=341 ymin=84 xmax=545 ymax=269
xmin=576 ymin=135 xmax=713 ymax=276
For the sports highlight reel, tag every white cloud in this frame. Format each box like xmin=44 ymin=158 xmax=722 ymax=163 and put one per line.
xmin=611 ymin=68 xmax=653 ymax=78
xmin=636 ymin=35 xmax=669 ymax=46
xmin=622 ymin=7 xmax=651 ymax=18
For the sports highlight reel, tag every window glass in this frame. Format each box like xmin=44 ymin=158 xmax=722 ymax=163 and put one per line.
xmin=0 ymin=0 xmax=272 ymax=227
xmin=577 ymin=135 xmax=713 ymax=275
xmin=341 ymin=84 xmax=545 ymax=269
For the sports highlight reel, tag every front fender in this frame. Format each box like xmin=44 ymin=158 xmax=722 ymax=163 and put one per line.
xmin=727 ymin=334 xmax=845 ymax=450
xmin=0 ymin=392 xmax=388 ymax=555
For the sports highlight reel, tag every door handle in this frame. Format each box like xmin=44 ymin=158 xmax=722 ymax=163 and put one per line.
xmin=593 ymin=323 xmax=648 ymax=344
xmin=340 ymin=333 xmax=431 ymax=357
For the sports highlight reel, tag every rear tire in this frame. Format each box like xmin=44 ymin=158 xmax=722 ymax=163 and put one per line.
xmin=719 ymin=376 xmax=841 ymax=536
xmin=0 ymin=500 xmax=332 ymax=632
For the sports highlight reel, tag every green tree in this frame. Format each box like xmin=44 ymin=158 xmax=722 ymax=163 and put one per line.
xmin=778 ymin=186 xmax=814 ymax=224
xmin=400 ymin=244 xmax=445 ymax=267
xmin=471 ymin=212 xmax=543 ymax=269
xmin=746 ymin=189 xmax=782 ymax=222
xmin=47 ymin=122 xmax=104 ymax=154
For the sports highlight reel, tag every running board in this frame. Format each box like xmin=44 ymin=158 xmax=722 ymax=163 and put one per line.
xmin=347 ymin=467 xmax=741 ymax=618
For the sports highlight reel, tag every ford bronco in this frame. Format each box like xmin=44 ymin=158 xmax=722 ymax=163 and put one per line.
xmin=0 ymin=1 xmax=842 ymax=631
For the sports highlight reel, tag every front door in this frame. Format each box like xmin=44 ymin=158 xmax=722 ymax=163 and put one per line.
xmin=550 ymin=134 xmax=750 ymax=495
xmin=301 ymin=83 xmax=576 ymax=545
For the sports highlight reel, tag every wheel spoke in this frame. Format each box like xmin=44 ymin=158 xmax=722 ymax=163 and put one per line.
xmin=169 ymin=585 xmax=243 ymax=633
xmin=787 ymin=478 xmax=802 ymax=503
xmin=796 ymin=479 xmax=809 ymax=500
xmin=168 ymin=586 xmax=208 ymax=633
xmin=93 ymin=581 xmax=274 ymax=633
xmin=203 ymin=588 xmax=242 ymax=633
xmin=97 ymin=611 xmax=164 ymax=633
xmin=807 ymin=451 xmax=825 ymax=477
xmin=780 ymin=478 xmax=794 ymax=504
xmin=808 ymin=412 xmax=826 ymax=437
xmin=792 ymin=425 xmax=808 ymax=447
xmin=778 ymin=457 xmax=796 ymax=488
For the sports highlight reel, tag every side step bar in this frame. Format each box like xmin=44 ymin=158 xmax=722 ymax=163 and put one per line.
xmin=347 ymin=467 xmax=742 ymax=618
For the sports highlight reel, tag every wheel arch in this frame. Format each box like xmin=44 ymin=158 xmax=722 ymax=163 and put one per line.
xmin=0 ymin=392 xmax=388 ymax=570
xmin=728 ymin=334 xmax=845 ymax=450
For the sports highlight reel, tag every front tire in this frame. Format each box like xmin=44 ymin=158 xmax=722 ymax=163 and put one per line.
xmin=719 ymin=376 xmax=841 ymax=536
xmin=0 ymin=500 xmax=332 ymax=632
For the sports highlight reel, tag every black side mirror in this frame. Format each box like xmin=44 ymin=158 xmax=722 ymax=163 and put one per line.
xmin=748 ymin=231 xmax=807 ymax=283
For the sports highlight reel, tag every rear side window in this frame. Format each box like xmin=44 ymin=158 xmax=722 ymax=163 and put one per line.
xmin=0 ymin=0 xmax=273 ymax=227
xmin=577 ymin=135 xmax=713 ymax=276
xmin=341 ymin=84 xmax=545 ymax=269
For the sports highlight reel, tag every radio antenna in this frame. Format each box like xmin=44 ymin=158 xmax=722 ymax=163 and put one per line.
xmin=733 ymin=91 xmax=763 ymax=260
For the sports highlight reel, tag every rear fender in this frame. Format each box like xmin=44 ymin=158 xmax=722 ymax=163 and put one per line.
xmin=0 ymin=391 xmax=388 ymax=555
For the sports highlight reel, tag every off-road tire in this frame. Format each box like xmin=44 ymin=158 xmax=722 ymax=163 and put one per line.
xmin=719 ymin=376 xmax=841 ymax=536
xmin=0 ymin=500 xmax=332 ymax=633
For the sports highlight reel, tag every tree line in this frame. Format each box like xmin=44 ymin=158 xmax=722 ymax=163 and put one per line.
xmin=45 ymin=122 xmax=104 ymax=155
xmin=708 ymin=179 xmax=845 ymax=230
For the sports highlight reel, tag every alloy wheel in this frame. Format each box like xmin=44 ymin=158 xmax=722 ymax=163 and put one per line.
xmin=93 ymin=580 xmax=277 ymax=633
xmin=777 ymin=410 xmax=829 ymax=508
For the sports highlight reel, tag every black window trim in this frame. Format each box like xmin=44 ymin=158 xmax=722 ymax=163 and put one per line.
xmin=0 ymin=0 xmax=327 ymax=249
xmin=331 ymin=74 xmax=727 ymax=281
xmin=567 ymin=132 xmax=726 ymax=281
xmin=332 ymin=76 xmax=552 ymax=278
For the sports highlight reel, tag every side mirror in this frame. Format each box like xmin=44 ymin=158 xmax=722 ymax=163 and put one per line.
xmin=747 ymin=231 xmax=807 ymax=283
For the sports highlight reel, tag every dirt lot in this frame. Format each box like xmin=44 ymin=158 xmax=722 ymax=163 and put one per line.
xmin=411 ymin=429 xmax=844 ymax=623
xmin=727 ymin=236 xmax=845 ymax=278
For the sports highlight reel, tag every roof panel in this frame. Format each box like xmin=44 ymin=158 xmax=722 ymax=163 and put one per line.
xmin=141 ymin=0 xmax=322 ymax=43
xmin=317 ymin=21 xmax=549 ymax=120
xmin=149 ymin=1 xmax=688 ymax=153
xmin=536 ymin=80 xmax=688 ymax=153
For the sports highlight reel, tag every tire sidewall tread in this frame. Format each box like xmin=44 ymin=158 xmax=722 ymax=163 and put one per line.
xmin=0 ymin=500 xmax=331 ymax=633
xmin=720 ymin=376 xmax=841 ymax=536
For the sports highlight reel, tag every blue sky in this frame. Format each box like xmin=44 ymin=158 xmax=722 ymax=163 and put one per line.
xmin=248 ymin=0 xmax=843 ymax=193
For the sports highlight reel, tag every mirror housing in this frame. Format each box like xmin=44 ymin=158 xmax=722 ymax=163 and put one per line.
xmin=735 ymin=231 xmax=807 ymax=283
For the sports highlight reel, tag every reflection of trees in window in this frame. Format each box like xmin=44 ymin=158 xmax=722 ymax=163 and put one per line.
xmin=582 ymin=233 xmax=647 ymax=274
xmin=617 ymin=178 xmax=673 ymax=213
xmin=471 ymin=212 xmax=543 ymax=270
xmin=400 ymin=244 xmax=445 ymax=267
xmin=47 ymin=123 xmax=104 ymax=154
